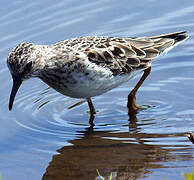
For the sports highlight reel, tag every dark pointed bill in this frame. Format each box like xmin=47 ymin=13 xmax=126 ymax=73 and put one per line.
xmin=9 ymin=76 xmax=22 ymax=111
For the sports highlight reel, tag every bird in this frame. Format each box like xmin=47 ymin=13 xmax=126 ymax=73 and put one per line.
xmin=187 ymin=132 xmax=194 ymax=144
xmin=7 ymin=31 xmax=188 ymax=125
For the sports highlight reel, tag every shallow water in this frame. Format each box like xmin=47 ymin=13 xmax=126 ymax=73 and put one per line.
xmin=1 ymin=0 xmax=194 ymax=179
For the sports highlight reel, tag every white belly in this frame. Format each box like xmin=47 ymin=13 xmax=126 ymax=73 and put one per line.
xmin=46 ymin=70 xmax=141 ymax=99
xmin=41 ymin=59 xmax=144 ymax=99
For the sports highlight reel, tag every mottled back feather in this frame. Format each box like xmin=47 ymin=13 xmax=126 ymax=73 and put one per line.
xmin=53 ymin=31 xmax=188 ymax=76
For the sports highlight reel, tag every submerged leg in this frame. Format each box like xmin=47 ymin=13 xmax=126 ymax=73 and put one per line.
xmin=87 ymin=98 xmax=96 ymax=126
xmin=127 ymin=66 xmax=151 ymax=114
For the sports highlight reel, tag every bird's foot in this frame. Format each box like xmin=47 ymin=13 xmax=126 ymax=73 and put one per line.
xmin=127 ymin=95 xmax=146 ymax=115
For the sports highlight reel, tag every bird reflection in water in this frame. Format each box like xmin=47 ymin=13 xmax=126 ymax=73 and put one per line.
xmin=42 ymin=115 xmax=191 ymax=180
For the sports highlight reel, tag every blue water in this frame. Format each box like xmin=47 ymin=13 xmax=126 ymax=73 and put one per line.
xmin=0 ymin=0 xmax=194 ymax=180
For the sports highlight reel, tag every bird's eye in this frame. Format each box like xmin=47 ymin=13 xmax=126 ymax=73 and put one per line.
xmin=24 ymin=61 xmax=32 ymax=72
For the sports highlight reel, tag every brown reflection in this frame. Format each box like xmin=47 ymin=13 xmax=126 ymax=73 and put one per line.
xmin=42 ymin=117 xmax=191 ymax=180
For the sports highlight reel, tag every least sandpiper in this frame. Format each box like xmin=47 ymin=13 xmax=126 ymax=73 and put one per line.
xmin=7 ymin=31 xmax=188 ymax=124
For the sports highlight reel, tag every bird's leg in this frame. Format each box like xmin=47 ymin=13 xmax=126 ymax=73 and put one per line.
xmin=87 ymin=98 xmax=96 ymax=126
xmin=87 ymin=98 xmax=96 ymax=114
xmin=127 ymin=66 xmax=151 ymax=114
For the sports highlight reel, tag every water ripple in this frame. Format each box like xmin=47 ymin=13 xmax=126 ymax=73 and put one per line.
xmin=1 ymin=1 xmax=194 ymax=179
xmin=2 ymin=59 xmax=191 ymax=139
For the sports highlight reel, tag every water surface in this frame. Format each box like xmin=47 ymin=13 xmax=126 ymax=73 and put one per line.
xmin=0 ymin=0 xmax=194 ymax=179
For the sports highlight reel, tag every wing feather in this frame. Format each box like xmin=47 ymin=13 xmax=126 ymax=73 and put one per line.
xmin=66 ymin=32 xmax=188 ymax=75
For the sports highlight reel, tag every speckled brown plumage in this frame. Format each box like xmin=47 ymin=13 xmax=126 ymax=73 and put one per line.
xmin=47 ymin=31 xmax=187 ymax=76
xmin=6 ymin=31 xmax=189 ymax=119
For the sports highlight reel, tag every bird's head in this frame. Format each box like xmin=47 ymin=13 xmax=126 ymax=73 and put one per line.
xmin=7 ymin=42 xmax=42 ymax=111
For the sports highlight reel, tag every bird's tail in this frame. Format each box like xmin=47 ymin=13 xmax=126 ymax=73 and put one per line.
xmin=152 ymin=31 xmax=189 ymax=43
xmin=149 ymin=31 xmax=189 ymax=55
